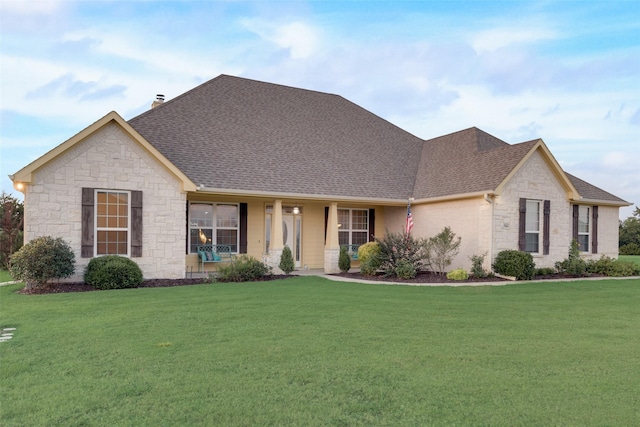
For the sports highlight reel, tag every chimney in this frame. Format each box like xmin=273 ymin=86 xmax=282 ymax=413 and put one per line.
xmin=151 ymin=94 xmax=165 ymax=109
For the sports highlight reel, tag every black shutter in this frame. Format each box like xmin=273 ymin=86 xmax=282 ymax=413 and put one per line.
xmin=592 ymin=206 xmax=598 ymax=254
xmin=186 ymin=201 xmax=190 ymax=254
xmin=239 ymin=203 xmax=248 ymax=253
xmin=369 ymin=208 xmax=376 ymax=242
xmin=81 ymin=188 xmax=94 ymax=258
xmin=131 ymin=191 xmax=143 ymax=257
xmin=518 ymin=198 xmax=526 ymax=251
xmin=543 ymin=200 xmax=550 ymax=255
xmin=324 ymin=206 xmax=329 ymax=244
xmin=572 ymin=205 xmax=579 ymax=242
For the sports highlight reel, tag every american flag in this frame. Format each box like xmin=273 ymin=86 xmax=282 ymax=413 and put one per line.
xmin=406 ymin=203 xmax=414 ymax=235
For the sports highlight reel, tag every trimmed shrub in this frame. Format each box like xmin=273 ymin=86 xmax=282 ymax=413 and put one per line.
xmin=358 ymin=242 xmax=381 ymax=276
xmin=470 ymin=253 xmax=488 ymax=278
xmin=425 ymin=226 xmax=461 ymax=274
xmin=279 ymin=246 xmax=295 ymax=275
xmin=555 ymin=240 xmax=587 ymax=277
xmin=394 ymin=258 xmax=417 ymax=280
xmin=217 ymin=255 xmax=272 ymax=282
xmin=446 ymin=268 xmax=468 ymax=280
xmin=357 ymin=242 xmax=381 ymax=264
xmin=360 ymin=255 xmax=380 ymax=277
xmin=535 ymin=267 xmax=556 ymax=276
xmin=9 ymin=236 xmax=75 ymax=289
xmin=339 ymin=246 xmax=351 ymax=273
xmin=493 ymin=250 xmax=536 ymax=280
xmin=376 ymin=232 xmax=428 ymax=278
xmin=84 ymin=256 xmax=143 ymax=290
xmin=586 ymin=256 xmax=640 ymax=277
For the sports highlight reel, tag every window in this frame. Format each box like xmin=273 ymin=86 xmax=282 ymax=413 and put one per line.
xmin=96 ymin=190 xmax=130 ymax=256
xmin=189 ymin=203 xmax=238 ymax=253
xmin=577 ymin=206 xmax=590 ymax=252
xmin=338 ymin=208 xmax=368 ymax=246
xmin=524 ymin=200 xmax=540 ymax=253
xmin=519 ymin=198 xmax=550 ymax=255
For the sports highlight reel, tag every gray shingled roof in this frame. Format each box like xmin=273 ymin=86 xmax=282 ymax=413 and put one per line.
xmin=566 ymin=172 xmax=629 ymax=204
xmin=128 ymin=75 xmax=628 ymax=204
xmin=129 ymin=75 xmax=423 ymax=200
xmin=413 ymin=128 xmax=537 ymax=199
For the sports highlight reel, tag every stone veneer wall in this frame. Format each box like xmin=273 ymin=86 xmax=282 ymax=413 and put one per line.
xmin=493 ymin=150 xmax=571 ymax=269
xmin=24 ymin=122 xmax=187 ymax=280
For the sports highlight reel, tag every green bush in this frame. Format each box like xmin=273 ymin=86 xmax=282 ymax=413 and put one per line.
xmin=376 ymin=232 xmax=428 ymax=278
xmin=357 ymin=242 xmax=381 ymax=264
xmin=619 ymin=243 xmax=640 ymax=255
xmin=9 ymin=236 xmax=75 ymax=289
xmin=586 ymin=256 xmax=640 ymax=277
xmin=279 ymin=246 xmax=295 ymax=275
xmin=425 ymin=227 xmax=461 ymax=274
xmin=446 ymin=268 xmax=468 ymax=280
xmin=339 ymin=246 xmax=351 ymax=273
xmin=217 ymin=255 xmax=272 ymax=282
xmin=470 ymin=253 xmax=488 ymax=278
xmin=394 ymin=258 xmax=417 ymax=279
xmin=493 ymin=250 xmax=536 ymax=280
xmin=535 ymin=267 xmax=556 ymax=276
xmin=555 ymin=240 xmax=587 ymax=277
xmin=84 ymin=256 xmax=143 ymax=290
xmin=360 ymin=255 xmax=380 ymax=276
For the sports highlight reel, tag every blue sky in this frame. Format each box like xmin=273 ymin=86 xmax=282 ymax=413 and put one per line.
xmin=1 ymin=0 xmax=639 ymax=219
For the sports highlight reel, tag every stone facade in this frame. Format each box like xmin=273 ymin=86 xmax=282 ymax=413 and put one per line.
xmin=24 ymin=122 xmax=186 ymax=280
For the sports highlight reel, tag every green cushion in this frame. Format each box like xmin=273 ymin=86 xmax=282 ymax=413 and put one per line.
xmin=213 ymin=253 xmax=222 ymax=261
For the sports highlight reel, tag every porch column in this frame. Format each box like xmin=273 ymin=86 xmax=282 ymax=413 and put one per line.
xmin=324 ymin=202 xmax=340 ymax=273
xmin=268 ymin=199 xmax=284 ymax=273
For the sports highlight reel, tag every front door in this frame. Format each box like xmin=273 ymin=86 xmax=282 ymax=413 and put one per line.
xmin=283 ymin=214 xmax=302 ymax=268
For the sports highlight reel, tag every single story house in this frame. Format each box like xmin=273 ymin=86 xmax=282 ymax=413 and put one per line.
xmin=10 ymin=75 xmax=630 ymax=279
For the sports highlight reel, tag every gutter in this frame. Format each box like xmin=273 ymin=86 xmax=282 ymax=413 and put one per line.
xmin=484 ymin=193 xmax=495 ymax=271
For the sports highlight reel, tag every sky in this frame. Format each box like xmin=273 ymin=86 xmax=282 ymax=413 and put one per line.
xmin=1 ymin=0 xmax=639 ymax=219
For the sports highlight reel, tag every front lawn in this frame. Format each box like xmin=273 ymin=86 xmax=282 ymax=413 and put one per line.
xmin=0 ymin=270 xmax=13 ymax=283
xmin=1 ymin=277 xmax=639 ymax=426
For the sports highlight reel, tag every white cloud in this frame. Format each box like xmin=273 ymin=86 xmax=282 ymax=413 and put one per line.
xmin=241 ymin=19 xmax=320 ymax=59
xmin=0 ymin=0 xmax=63 ymax=15
xmin=471 ymin=26 xmax=558 ymax=54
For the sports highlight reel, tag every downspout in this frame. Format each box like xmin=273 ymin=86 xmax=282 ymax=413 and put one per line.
xmin=484 ymin=193 xmax=494 ymax=272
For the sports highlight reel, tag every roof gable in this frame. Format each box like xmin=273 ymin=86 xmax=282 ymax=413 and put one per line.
xmin=11 ymin=111 xmax=196 ymax=192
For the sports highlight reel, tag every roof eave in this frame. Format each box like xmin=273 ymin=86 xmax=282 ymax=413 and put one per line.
xmin=571 ymin=198 xmax=632 ymax=207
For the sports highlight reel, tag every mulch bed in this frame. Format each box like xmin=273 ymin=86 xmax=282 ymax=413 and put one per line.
xmin=17 ymin=271 xmax=601 ymax=294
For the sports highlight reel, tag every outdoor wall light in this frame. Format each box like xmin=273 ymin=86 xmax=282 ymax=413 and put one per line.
xmin=293 ymin=206 xmax=300 ymax=215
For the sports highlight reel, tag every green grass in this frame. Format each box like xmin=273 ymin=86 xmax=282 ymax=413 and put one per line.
xmin=619 ymin=254 xmax=640 ymax=268
xmin=1 ymin=277 xmax=639 ymax=426
xmin=0 ymin=270 xmax=13 ymax=283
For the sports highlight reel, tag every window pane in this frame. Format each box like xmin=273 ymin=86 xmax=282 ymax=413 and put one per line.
xmin=190 ymin=204 xmax=213 ymax=227
xmin=578 ymin=235 xmax=589 ymax=252
xmin=217 ymin=205 xmax=238 ymax=228
xmin=351 ymin=210 xmax=368 ymax=230
xmin=578 ymin=207 xmax=590 ymax=233
xmin=190 ymin=228 xmax=212 ymax=253
xmin=338 ymin=209 xmax=349 ymax=228
xmin=265 ymin=215 xmax=271 ymax=254
xmin=526 ymin=200 xmax=539 ymax=232
xmin=338 ymin=231 xmax=349 ymax=246
xmin=217 ymin=229 xmax=238 ymax=252
xmin=525 ymin=232 xmax=539 ymax=253
xmin=97 ymin=230 xmax=128 ymax=255
xmin=352 ymin=232 xmax=368 ymax=245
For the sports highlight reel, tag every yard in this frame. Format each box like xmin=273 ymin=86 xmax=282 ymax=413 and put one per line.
xmin=1 ymin=276 xmax=639 ymax=426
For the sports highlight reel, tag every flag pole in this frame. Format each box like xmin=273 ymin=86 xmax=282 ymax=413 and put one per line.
xmin=406 ymin=197 xmax=415 ymax=236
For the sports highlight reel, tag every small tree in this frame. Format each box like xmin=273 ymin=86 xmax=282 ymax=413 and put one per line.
xmin=279 ymin=245 xmax=295 ymax=275
xmin=555 ymin=239 xmax=587 ymax=277
xmin=0 ymin=191 xmax=24 ymax=269
xmin=358 ymin=242 xmax=381 ymax=276
xmin=425 ymin=226 xmax=461 ymax=274
xmin=338 ymin=246 xmax=351 ymax=273
xmin=9 ymin=236 xmax=75 ymax=289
